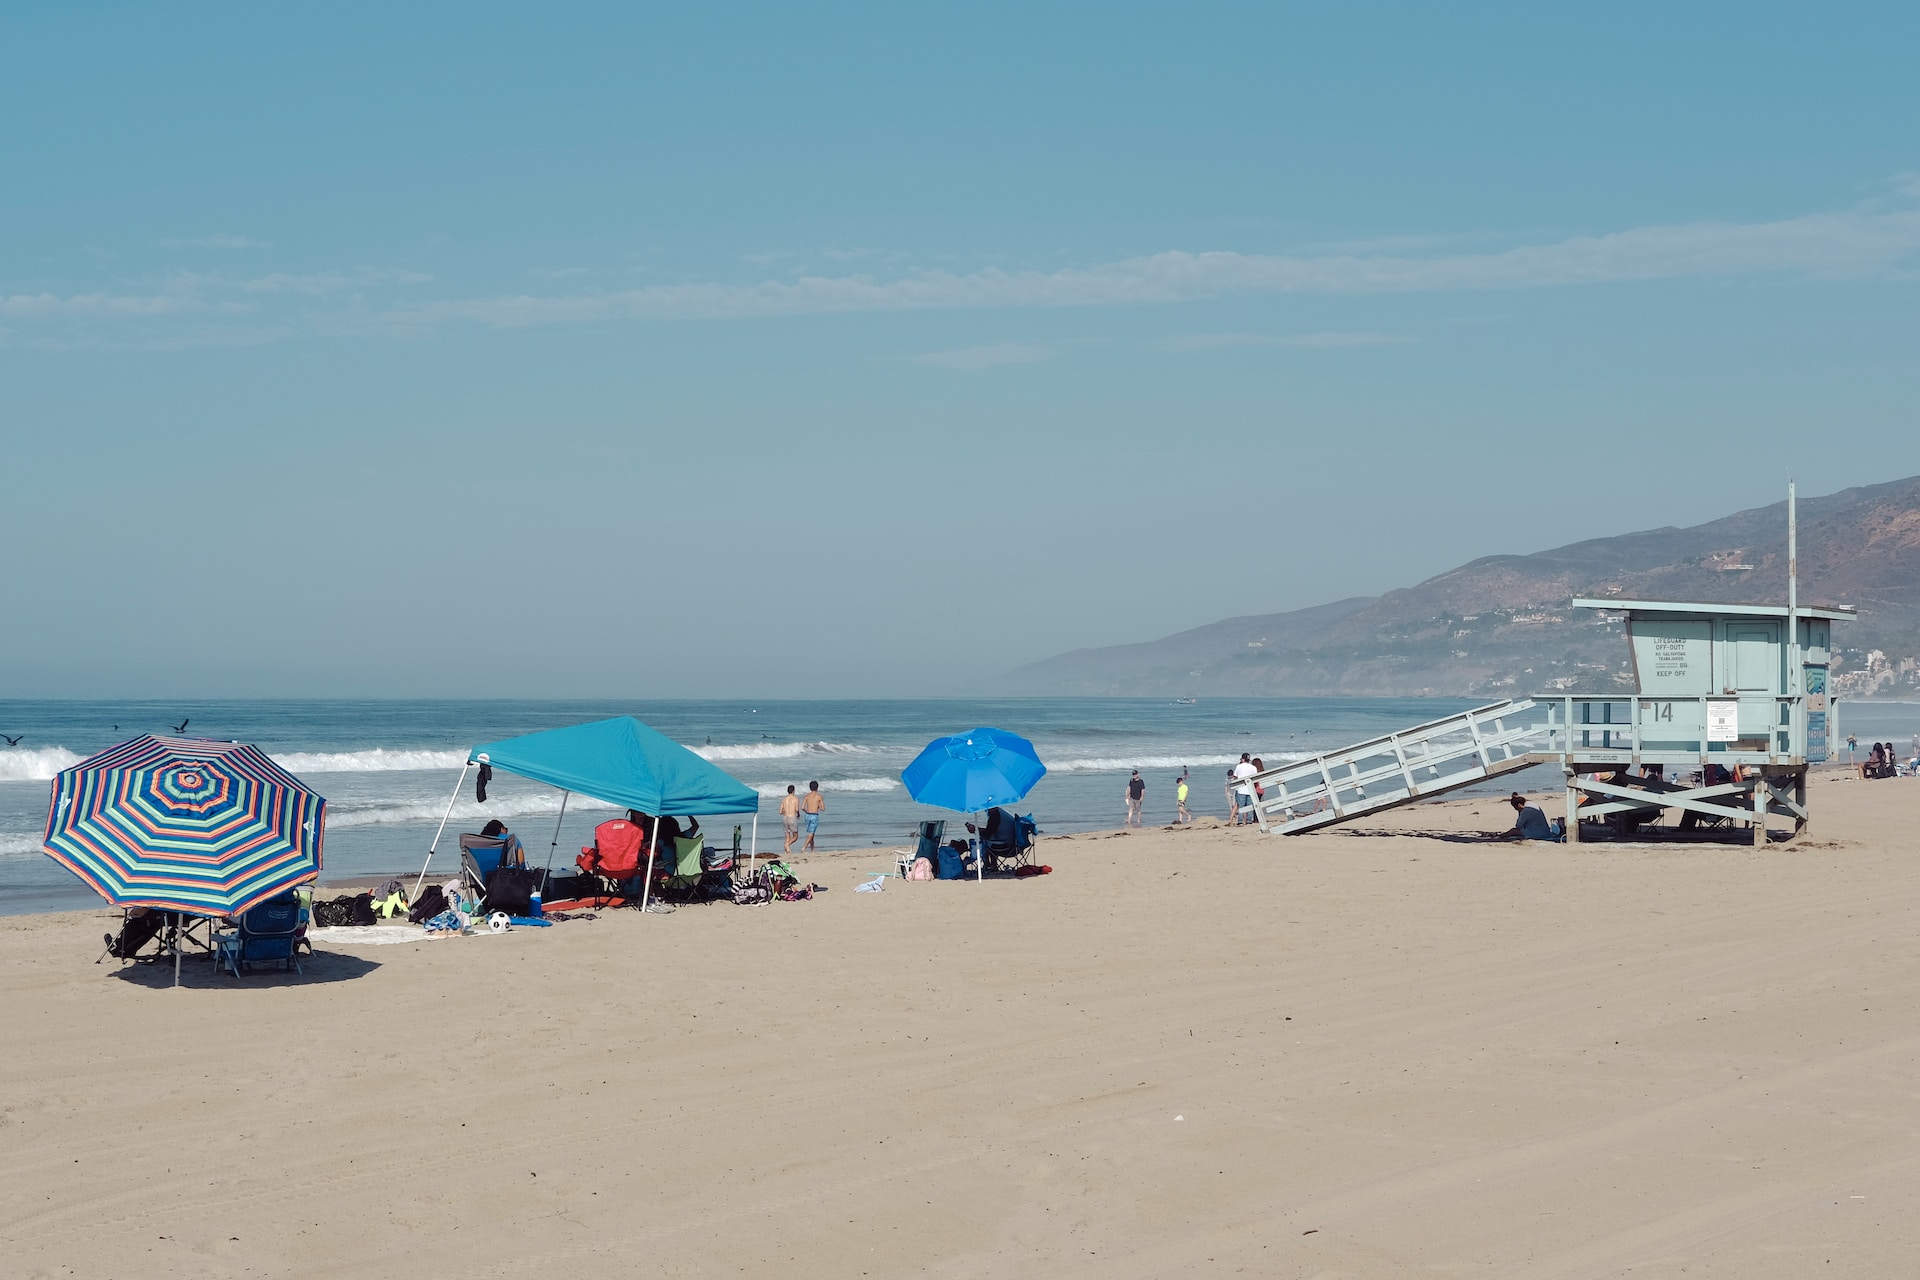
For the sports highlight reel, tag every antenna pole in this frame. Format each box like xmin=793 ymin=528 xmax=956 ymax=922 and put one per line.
xmin=1788 ymin=479 xmax=1799 ymax=693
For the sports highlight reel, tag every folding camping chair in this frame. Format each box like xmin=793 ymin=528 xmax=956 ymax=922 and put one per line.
xmin=460 ymin=832 xmax=536 ymax=914
xmin=579 ymin=818 xmax=649 ymax=893
xmin=100 ymin=907 xmax=169 ymax=964
xmin=215 ymin=893 xmax=305 ymax=977
xmin=897 ymin=819 xmax=946 ymax=878
xmin=979 ymin=808 xmax=1039 ymax=874
xmin=656 ymin=834 xmax=710 ymax=902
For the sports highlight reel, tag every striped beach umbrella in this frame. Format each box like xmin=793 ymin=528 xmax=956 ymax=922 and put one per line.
xmin=43 ymin=736 xmax=325 ymax=916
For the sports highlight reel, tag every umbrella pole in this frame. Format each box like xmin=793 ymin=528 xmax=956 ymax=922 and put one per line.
xmin=641 ymin=814 xmax=661 ymax=914
xmin=413 ymin=764 xmax=470 ymax=901
xmin=978 ymin=811 xmax=984 ymax=882
xmin=173 ymin=913 xmax=182 ymax=988
xmin=544 ymin=791 xmax=570 ymax=874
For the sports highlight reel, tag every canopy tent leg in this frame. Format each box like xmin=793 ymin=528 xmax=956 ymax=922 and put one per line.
xmin=748 ymin=814 xmax=758 ymax=876
xmin=544 ymin=791 xmax=570 ymax=874
xmin=413 ymin=763 xmax=471 ymax=901
xmin=640 ymin=814 xmax=661 ymax=914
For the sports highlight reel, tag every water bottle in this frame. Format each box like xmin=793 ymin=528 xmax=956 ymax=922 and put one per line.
xmin=529 ymin=887 xmax=543 ymax=918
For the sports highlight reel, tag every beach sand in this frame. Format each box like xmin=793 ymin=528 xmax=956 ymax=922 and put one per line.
xmin=4 ymin=771 xmax=1918 ymax=1277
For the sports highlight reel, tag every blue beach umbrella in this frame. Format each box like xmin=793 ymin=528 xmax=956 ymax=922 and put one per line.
xmin=901 ymin=727 xmax=1046 ymax=814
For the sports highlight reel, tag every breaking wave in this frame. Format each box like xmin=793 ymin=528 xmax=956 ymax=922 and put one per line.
xmin=0 ymin=747 xmax=85 ymax=783
xmin=695 ymin=741 xmax=871 ymax=761
xmin=1046 ymin=753 xmax=1254 ymax=773
xmin=754 ymin=777 xmax=899 ymax=796
xmin=269 ymin=748 xmax=470 ymax=773
xmin=0 ymin=833 xmax=47 ymax=856
xmin=322 ymin=792 xmax=620 ymax=831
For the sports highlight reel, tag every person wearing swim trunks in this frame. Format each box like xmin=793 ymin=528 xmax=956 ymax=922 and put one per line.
xmin=779 ymin=785 xmax=801 ymax=855
xmin=801 ymin=780 xmax=825 ymax=852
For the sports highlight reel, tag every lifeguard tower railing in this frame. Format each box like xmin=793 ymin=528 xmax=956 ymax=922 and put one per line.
xmin=1247 ymin=700 xmax=1546 ymax=834
xmin=1539 ymin=694 xmax=1806 ymax=767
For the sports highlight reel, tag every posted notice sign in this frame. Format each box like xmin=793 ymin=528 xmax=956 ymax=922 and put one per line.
xmin=1706 ymin=700 xmax=1740 ymax=743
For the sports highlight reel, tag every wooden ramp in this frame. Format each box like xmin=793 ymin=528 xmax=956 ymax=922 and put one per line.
xmin=1246 ymin=699 xmax=1546 ymax=834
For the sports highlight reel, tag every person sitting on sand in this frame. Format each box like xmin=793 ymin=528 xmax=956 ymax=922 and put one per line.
xmin=1495 ymin=792 xmax=1555 ymax=841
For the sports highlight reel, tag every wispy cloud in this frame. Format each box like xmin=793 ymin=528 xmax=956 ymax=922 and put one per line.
xmin=242 ymin=268 xmax=432 ymax=295
xmin=914 ymin=342 xmax=1051 ymax=369
xmin=159 ymin=233 xmax=270 ymax=250
xmin=376 ymin=202 xmax=1920 ymax=331
xmin=1163 ymin=330 xmax=1414 ymax=350
xmin=9 ymin=192 xmax=1920 ymax=347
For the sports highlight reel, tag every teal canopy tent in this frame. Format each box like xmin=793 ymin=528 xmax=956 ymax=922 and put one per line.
xmin=414 ymin=717 xmax=759 ymax=906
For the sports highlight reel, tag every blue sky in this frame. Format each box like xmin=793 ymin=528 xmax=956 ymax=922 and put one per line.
xmin=4 ymin=2 xmax=1918 ymax=697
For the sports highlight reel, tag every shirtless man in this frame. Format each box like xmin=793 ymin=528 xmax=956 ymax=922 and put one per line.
xmin=800 ymin=780 xmax=826 ymax=852
xmin=779 ymin=785 xmax=802 ymax=855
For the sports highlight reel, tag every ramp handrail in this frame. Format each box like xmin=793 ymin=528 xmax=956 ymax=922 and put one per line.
xmin=1245 ymin=699 xmax=1545 ymax=834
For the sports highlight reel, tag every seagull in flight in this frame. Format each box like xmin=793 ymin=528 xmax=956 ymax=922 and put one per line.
xmin=171 ymin=718 xmax=190 ymax=735
xmin=1 ymin=734 xmax=20 ymax=747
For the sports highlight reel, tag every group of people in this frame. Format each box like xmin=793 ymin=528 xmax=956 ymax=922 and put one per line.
xmin=1857 ymin=740 xmax=1910 ymax=780
xmin=1118 ymin=753 xmax=1269 ymax=827
xmin=1123 ymin=768 xmax=1193 ymax=827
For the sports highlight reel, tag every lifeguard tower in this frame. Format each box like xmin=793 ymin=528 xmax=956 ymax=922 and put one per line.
xmin=1241 ymin=487 xmax=1853 ymax=844
xmin=1538 ymin=597 xmax=1849 ymax=843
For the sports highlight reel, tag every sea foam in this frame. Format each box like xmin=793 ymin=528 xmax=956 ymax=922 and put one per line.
xmin=0 ymin=747 xmax=84 ymax=783
xmin=269 ymin=748 xmax=470 ymax=774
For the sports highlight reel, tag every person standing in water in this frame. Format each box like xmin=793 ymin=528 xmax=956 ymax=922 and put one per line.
xmin=1125 ymin=769 xmax=1145 ymax=826
xmin=1175 ymin=771 xmax=1191 ymax=824
xmin=800 ymin=780 xmax=826 ymax=852
xmin=779 ymin=784 xmax=802 ymax=856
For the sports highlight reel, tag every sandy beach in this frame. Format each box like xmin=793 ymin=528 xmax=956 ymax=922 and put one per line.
xmin=3 ymin=771 xmax=1916 ymax=1277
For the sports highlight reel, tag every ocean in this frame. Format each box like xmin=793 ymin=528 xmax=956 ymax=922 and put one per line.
xmin=7 ymin=696 xmax=1915 ymax=916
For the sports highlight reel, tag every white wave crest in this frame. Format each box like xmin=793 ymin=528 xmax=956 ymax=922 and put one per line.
xmin=0 ymin=832 xmax=47 ymax=856
xmin=269 ymin=748 xmax=470 ymax=773
xmin=0 ymin=747 xmax=84 ymax=783
xmin=695 ymin=741 xmax=871 ymax=761
xmin=754 ymin=777 xmax=900 ymax=796
xmin=1046 ymin=753 xmax=1257 ymax=773
xmin=323 ymin=793 xmax=619 ymax=832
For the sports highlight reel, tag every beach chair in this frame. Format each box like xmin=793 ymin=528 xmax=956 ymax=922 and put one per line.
xmin=974 ymin=808 xmax=1039 ymax=874
xmin=702 ymin=825 xmax=741 ymax=897
xmin=579 ymin=818 xmax=648 ymax=892
xmin=461 ymin=832 xmax=536 ymax=914
xmin=215 ymin=892 xmax=304 ymax=977
xmin=897 ymin=819 xmax=946 ymax=878
xmin=657 ymin=834 xmax=708 ymax=902
xmin=100 ymin=908 xmax=169 ymax=964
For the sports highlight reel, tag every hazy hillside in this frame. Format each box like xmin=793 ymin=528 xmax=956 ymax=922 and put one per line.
xmin=1011 ymin=477 xmax=1920 ymax=698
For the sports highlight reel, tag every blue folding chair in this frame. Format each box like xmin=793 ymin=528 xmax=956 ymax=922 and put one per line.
xmin=215 ymin=892 xmax=305 ymax=976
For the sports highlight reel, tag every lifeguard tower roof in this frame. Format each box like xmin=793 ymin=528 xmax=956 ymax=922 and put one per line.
xmin=1572 ymin=598 xmax=1856 ymax=621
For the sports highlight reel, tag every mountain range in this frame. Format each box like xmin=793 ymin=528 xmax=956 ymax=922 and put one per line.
xmin=1011 ymin=476 xmax=1920 ymax=699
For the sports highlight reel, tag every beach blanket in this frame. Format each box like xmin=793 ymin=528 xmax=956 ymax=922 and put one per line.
xmin=309 ymin=926 xmax=432 ymax=946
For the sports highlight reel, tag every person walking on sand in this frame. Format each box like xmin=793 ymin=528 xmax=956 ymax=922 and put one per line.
xmin=1125 ymin=769 xmax=1145 ymax=827
xmin=779 ymin=784 xmax=802 ymax=855
xmin=801 ymin=780 xmax=826 ymax=851
xmin=1846 ymin=733 xmax=1857 ymax=765
xmin=1175 ymin=771 xmax=1191 ymax=824
xmin=1225 ymin=768 xmax=1240 ymax=824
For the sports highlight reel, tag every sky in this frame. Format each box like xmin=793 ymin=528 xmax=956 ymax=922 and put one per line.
xmin=3 ymin=1 xmax=1918 ymax=698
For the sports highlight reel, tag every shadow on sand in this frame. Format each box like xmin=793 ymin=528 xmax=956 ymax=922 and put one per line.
xmin=108 ymin=946 xmax=381 ymax=989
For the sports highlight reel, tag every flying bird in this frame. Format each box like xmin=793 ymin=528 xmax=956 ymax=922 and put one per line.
xmin=1 ymin=734 xmax=20 ymax=746
xmin=171 ymin=718 xmax=190 ymax=734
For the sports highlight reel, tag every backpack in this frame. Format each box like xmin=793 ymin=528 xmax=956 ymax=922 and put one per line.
xmin=908 ymin=856 xmax=934 ymax=881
